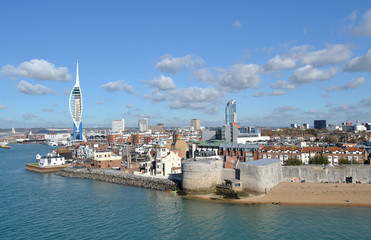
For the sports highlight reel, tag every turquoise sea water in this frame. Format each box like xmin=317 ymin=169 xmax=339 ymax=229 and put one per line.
xmin=1 ymin=144 xmax=371 ymax=240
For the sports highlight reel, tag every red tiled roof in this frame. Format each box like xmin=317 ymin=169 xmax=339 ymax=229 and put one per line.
xmin=301 ymin=147 xmax=322 ymax=153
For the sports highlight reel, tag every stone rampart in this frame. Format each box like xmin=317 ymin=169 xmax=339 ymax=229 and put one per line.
xmin=57 ymin=168 xmax=177 ymax=191
xmin=239 ymin=161 xmax=282 ymax=193
xmin=182 ymin=160 xmax=223 ymax=192
xmin=282 ymin=165 xmax=371 ymax=183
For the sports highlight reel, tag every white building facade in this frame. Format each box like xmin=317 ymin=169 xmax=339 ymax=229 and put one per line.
xmin=112 ymin=119 xmax=125 ymax=133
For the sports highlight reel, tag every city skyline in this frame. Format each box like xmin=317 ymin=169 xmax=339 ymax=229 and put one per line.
xmin=0 ymin=1 xmax=371 ymax=128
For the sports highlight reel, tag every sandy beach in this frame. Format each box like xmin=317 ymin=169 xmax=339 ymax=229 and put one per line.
xmin=185 ymin=182 xmax=371 ymax=206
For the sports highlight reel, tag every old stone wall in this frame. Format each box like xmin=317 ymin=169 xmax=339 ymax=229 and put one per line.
xmin=238 ymin=161 xmax=283 ymax=193
xmin=182 ymin=160 xmax=223 ymax=192
xmin=57 ymin=168 xmax=177 ymax=191
xmin=282 ymin=165 xmax=371 ymax=183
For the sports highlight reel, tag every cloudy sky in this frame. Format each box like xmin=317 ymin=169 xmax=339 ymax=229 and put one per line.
xmin=1 ymin=1 xmax=371 ymax=128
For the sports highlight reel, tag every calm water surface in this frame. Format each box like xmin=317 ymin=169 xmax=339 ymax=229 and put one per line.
xmin=1 ymin=144 xmax=370 ymax=239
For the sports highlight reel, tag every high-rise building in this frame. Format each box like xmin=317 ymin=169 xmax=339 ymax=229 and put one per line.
xmin=314 ymin=120 xmax=326 ymax=130
xmin=225 ymin=100 xmax=237 ymax=125
xmin=112 ymin=119 xmax=125 ymax=133
xmin=303 ymin=123 xmax=310 ymax=129
xmin=69 ymin=61 xmax=83 ymax=140
xmin=191 ymin=119 xmax=200 ymax=131
xmin=138 ymin=118 xmax=148 ymax=132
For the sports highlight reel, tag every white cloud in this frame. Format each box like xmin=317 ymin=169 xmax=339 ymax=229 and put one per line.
xmin=193 ymin=64 xmax=261 ymax=93
xmin=272 ymin=106 xmax=298 ymax=114
xmin=145 ymin=86 xmax=224 ymax=113
xmin=343 ymin=49 xmax=371 ymax=72
xmin=327 ymin=77 xmax=366 ymax=92
xmin=232 ymin=20 xmax=242 ymax=27
xmin=123 ymin=83 xmax=134 ymax=94
xmin=353 ymin=9 xmax=371 ymax=36
xmin=101 ymin=81 xmax=124 ymax=91
xmin=264 ymin=44 xmax=351 ymax=72
xmin=144 ymin=89 xmax=168 ymax=102
xmin=0 ymin=102 xmax=7 ymax=109
xmin=291 ymin=65 xmax=337 ymax=85
xmin=216 ymin=64 xmax=261 ymax=92
xmin=42 ymin=108 xmax=54 ymax=112
xmin=346 ymin=10 xmax=357 ymax=22
xmin=269 ymin=80 xmax=296 ymax=90
xmin=169 ymin=87 xmax=222 ymax=109
xmin=264 ymin=55 xmax=296 ymax=71
xmin=23 ymin=113 xmax=36 ymax=120
xmin=146 ymin=75 xmax=176 ymax=90
xmin=301 ymin=44 xmax=352 ymax=67
xmin=156 ymin=55 xmax=205 ymax=74
xmin=360 ymin=97 xmax=371 ymax=107
xmin=1 ymin=59 xmax=72 ymax=81
xmin=125 ymin=104 xmax=133 ymax=108
xmin=193 ymin=69 xmax=214 ymax=82
xmin=17 ymin=80 xmax=56 ymax=95
xmin=305 ymin=109 xmax=319 ymax=115
xmin=253 ymin=90 xmax=287 ymax=97
xmin=101 ymin=81 xmax=134 ymax=94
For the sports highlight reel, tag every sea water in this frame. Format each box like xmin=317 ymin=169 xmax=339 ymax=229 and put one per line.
xmin=1 ymin=144 xmax=370 ymax=240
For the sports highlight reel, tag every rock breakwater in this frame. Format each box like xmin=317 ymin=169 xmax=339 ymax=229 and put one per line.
xmin=57 ymin=167 xmax=178 ymax=191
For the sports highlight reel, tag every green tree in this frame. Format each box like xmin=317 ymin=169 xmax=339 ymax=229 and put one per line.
xmin=284 ymin=158 xmax=302 ymax=166
xmin=338 ymin=158 xmax=350 ymax=164
xmin=358 ymin=136 xmax=367 ymax=142
xmin=339 ymin=158 xmax=361 ymax=164
xmin=309 ymin=155 xmax=329 ymax=165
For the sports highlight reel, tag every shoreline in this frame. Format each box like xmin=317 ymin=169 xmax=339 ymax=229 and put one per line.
xmin=178 ymin=182 xmax=371 ymax=207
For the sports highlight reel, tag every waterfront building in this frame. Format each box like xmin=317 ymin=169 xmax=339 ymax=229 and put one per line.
xmin=314 ymin=120 xmax=326 ymax=130
xmin=36 ymin=152 xmax=65 ymax=167
xmin=225 ymin=100 xmax=237 ymax=125
xmin=93 ymin=151 xmax=122 ymax=169
xmin=138 ymin=118 xmax=148 ymax=132
xmin=69 ymin=61 xmax=83 ymax=140
xmin=154 ymin=147 xmax=182 ymax=176
xmin=191 ymin=119 xmax=200 ymax=131
xmin=112 ymin=119 xmax=125 ymax=133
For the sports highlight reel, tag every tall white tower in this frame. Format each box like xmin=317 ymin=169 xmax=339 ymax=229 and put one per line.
xmin=69 ymin=60 xmax=83 ymax=140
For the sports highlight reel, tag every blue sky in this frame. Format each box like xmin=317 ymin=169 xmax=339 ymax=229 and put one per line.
xmin=1 ymin=0 xmax=371 ymax=128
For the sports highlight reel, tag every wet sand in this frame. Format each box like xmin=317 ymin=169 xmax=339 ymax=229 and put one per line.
xmin=183 ymin=182 xmax=371 ymax=206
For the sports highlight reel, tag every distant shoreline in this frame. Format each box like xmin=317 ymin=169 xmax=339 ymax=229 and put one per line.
xmin=179 ymin=182 xmax=371 ymax=207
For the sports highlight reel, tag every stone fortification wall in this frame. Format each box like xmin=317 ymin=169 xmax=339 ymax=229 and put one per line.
xmin=182 ymin=160 xmax=223 ymax=192
xmin=57 ymin=168 xmax=177 ymax=191
xmin=222 ymin=168 xmax=236 ymax=180
xmin=282 ymin=165 xmax=371 ymax=183
xmin=239 ymin=161 xmax=282 ymax=193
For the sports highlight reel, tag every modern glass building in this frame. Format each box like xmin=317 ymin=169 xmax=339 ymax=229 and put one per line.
xmin=69 ymin=61 xmax=83 ymax=140
xmin=314 ymin=120 xmax=326 ymax=130
xmin=225 ymin=99 xmax=237 ymax=125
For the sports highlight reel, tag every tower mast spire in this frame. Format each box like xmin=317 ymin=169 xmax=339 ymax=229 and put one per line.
xmin=76 ymin=59 xmax=80 ymax=86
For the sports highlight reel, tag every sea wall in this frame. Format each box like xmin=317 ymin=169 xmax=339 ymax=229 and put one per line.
xmin=282 ymin=165 xmax=371 ymax=183
xmin=57 ymin=168 xmax=177 ymax=191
